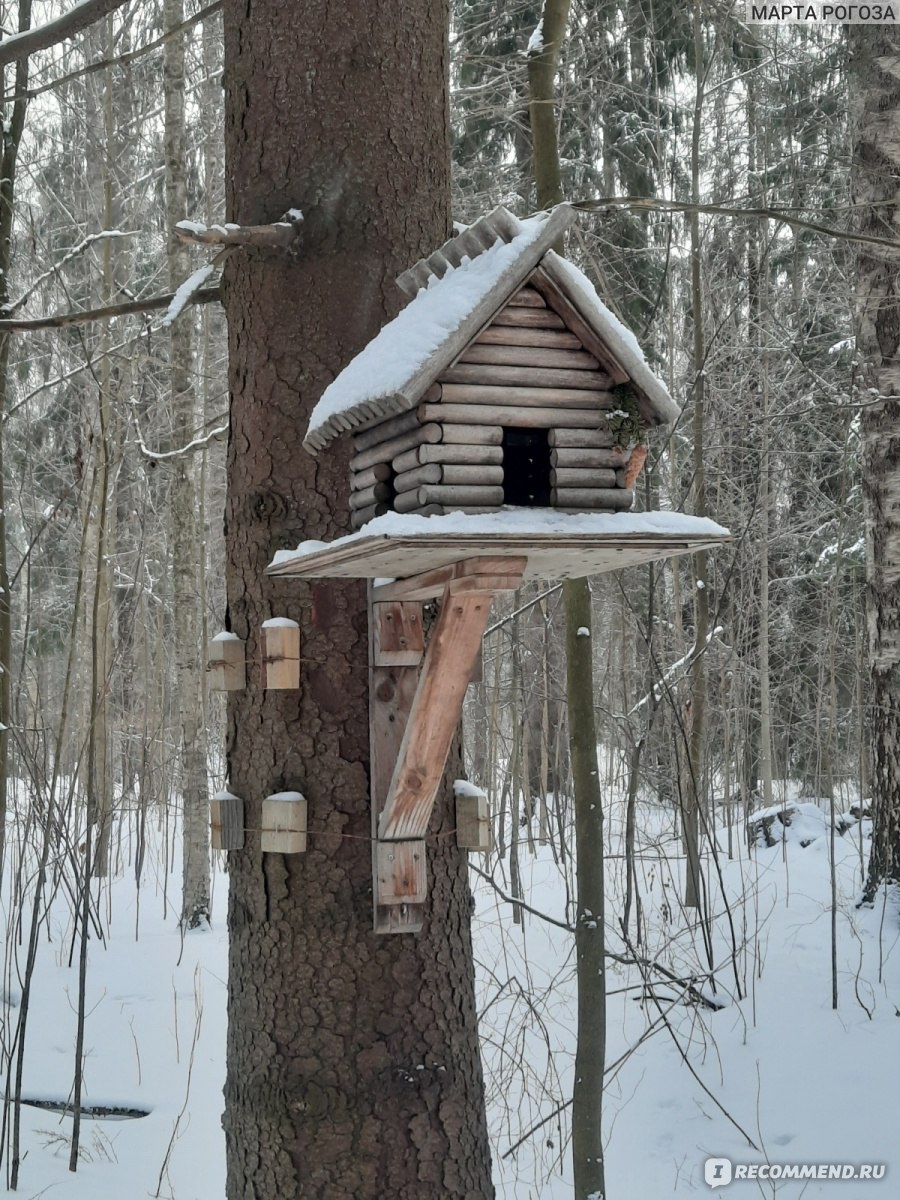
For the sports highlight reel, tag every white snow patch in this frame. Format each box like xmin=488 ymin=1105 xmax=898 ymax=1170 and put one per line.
xmin=454 ymin=779 xmax=487 ymax=799
xmin=162 ymin=262 xmax=216 ymax=327
xmin=828 ymin=336 xmax=855 ymax=355
xmin=261 ymin=617 xmax=299 ymax=629
xmin=526 ymin=19 xmax=544 ymax=53
xmin=577 ymin=626 xmax=590 ymax=637
xmin=269 ymin=508 xmax=730 ymax=571
xmin=264 ymin=790 xmax=305 ymax=803
xmin=211 ymin=630 xmax=241 ymax=642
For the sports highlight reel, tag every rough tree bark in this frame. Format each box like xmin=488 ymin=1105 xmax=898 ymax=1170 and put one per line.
xmin=221 ymin=2 xmax=494 ymax=1196
xmin=851 ymin=29 xmax=900 ymax=900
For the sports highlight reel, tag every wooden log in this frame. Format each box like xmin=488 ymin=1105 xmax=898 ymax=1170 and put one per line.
xmin=350 ymin=422 xmax=441 ymax=472
xmin=550 ymin=446 xmax=630 ymax=468
xmin=349 ymin=481 xmax=392 ymax=510
xmin=419 ymin=402 xmax=605 ymax=428
xmin=210 ymin=790 xmax=245 ymax=851
xmin=491 ymin=306 xmax=566 ymax=329
xmin=550 ymin=467 xmax=617 ymax=489
xmin=374 ymin=556 xmax=527 ymax=604
xmin=261 ymin=791 xmax=307 ymax=854
xmin=616 ymin=468 xmax=626 ymax=488
xmin=549 ymin=427 xmax=617 ymax=449
xmin=440 ymin=362 xmax=614 ymax=390
xmin=530 ymin=266 xmax=630 ymax=385
xmin=419 ymin=484 xmax=505 ymax=506
xmin=399 ymin=503 xmax=444 ymax=518
xmin=439 ymin=422 xmax=503 ymax=445
xmin=261 ymin=618 xmax=300 ymax=689
xmin=350 ymin=501 xmax=389 ymax=529
xmin=550 ymin=487 xmax=634 ymax=510
xmin=393 ymin=463 xmax=442 ymax=494
xmin=476 ymin=326 xmax=582 ymax=349
xmin=207 ymin=632 xmax=246 ymax=691
xmin=350 ymin=462 xmax=393 ymax=490
xmin=507 ymin=287 xmax=546 ymax=307
xmin=459 ymin=343 xmax=600 ymax=371
xmin=439 ymin=382 xmax=613 ymax=409
xmin=351 ymin=407 xmax=422 ymax=453
xmin=439 ymin=464 xmax=503 ymax=486
xmin=394 ymin=488 xmax=428 ymax=513
xmin=393 ymin=443 xmax=504 ymax=472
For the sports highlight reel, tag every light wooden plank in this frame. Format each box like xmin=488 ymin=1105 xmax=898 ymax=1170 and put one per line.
xmin=207 ymin=636 xmax=246 ymax=691
xmin=373 ymin=602 xmax=424 ymax=666
xmin=379 ymin=589 xmax=506 ymax=841
xmin=491 ymin=306 xmax=564 ymax=328
xmin=507 ymin=287 xmax=547 ymax=307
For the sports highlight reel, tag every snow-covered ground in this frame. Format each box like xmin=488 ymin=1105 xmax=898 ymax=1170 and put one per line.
xmin=2 ymin=782 xmax=897 ymax=1198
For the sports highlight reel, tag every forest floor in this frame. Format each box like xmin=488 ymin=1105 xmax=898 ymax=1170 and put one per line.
xmin=3 ymin=784 xmax=897 ymax=1199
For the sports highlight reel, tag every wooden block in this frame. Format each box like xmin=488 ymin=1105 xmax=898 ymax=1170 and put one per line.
xmin=373 ymin=602 xmax=424 ymax=666
xmin=261 ymin=791 xmax=307 ymax=854
xmin=375 ymin=840 xmax=427 ymax=904
xmin=207 ymin=632 xmax=246 ymax=691
xmin=454 ymin=782 xmax=491 ymax=852
xmin=550 ymin=487 xmax=634 ymax=510
xmin=210 ymin=790 xmax=245 ymax=850
xmin=549 ymin=467 xmax=617 ymax=488
xmin=260 ymin=618 xmax=300 ymax=689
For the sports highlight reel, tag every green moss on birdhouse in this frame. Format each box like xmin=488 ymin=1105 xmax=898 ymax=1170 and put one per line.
xmin=605 ymin=385 xmax=644 ymax=448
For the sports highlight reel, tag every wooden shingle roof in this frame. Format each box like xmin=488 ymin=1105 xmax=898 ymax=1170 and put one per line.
xmin=303 ymin=204 xmax=679 ymax=456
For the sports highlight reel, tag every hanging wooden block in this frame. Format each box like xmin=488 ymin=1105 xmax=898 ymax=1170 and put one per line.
xmin=207 ymin=632 xmax=246 ymax=691
xmin=210 ymin=790 xmax=245 ymax=850
xmin=454 ymin=780 xmax=491 ymax=852
xmin=261 ymin=618 xmax=300 ymax=689
xmin=372 ymin=601 xmax=424 ymax=666
xmin=261 ymin=791 xmax=307 ymax=854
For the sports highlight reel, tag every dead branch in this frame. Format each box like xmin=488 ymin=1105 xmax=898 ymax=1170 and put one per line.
xmin=175 ymin=209 xmax=303 ymax=249
xmin=0 ymin=287 xmax=220 ymax=332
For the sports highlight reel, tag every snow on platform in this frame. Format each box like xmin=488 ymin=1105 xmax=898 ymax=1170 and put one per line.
xmin=267 ymin=508 xmax=730 ymax=582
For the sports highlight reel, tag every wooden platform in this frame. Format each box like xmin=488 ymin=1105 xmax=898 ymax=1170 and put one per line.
xmin=267 ymin=526 xmax=730 ymax=584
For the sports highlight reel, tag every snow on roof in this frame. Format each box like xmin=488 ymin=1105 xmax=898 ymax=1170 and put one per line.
xmin=540 ymin=252 xmax=680 ymax=424
xmin=302 ymin=203 xmax=679 ymax=455
xmin=304 ymin=207 xmax=570 ymax=454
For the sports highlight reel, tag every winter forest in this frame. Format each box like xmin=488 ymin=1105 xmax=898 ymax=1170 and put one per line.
xmin=0 ymin=0 xmax=896 ymax=1197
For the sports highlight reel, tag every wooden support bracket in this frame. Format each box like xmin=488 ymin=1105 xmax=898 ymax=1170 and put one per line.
xmin=369 ymin=558 xmax=525 ymax=933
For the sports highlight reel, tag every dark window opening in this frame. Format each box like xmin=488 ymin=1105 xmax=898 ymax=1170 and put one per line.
xmin=502 ymin=427 xmax=551 ymax=506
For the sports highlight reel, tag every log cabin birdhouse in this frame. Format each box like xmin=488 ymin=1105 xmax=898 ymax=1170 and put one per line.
xmin=301 ymin=203 xmax=679 ymax=528
xmin=268 ymin=203 xmax=729 ymax=935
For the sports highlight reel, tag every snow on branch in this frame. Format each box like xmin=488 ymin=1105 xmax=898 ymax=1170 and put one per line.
xmin=176 ymin=208 xmax=303 ymax=249
xmin=130 ymin=409 xmax=228 ymax=462
xmin=0 ymin=0 xmax=133 ymax=69
xmin=0 ymin=286 xmax=220 ymax=332
xmin=162 ymin=262 xmax=218 ymax=328
xmin=628 ymin=624 xmax=725 ymax=717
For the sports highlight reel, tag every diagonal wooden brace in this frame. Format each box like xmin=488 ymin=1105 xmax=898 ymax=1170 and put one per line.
xmin=378 ymin=559 xmax=526 ymax=844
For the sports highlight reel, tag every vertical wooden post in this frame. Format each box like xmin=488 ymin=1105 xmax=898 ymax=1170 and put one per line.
xmin=207 ymin=632 xmax=246 ymax=690
xmin=260 ymin=618 xmax=300 ymax=689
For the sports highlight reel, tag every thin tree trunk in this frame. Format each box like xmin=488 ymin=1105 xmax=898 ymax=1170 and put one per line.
xmin=164 ymin=0 xmax=210 ymax=927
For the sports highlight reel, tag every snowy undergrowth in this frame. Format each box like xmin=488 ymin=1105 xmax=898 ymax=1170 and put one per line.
xmin=475 ymin=785 xmax=899 ymax=1198
xmin=0 ymin=783 xmax=896 ymax=1199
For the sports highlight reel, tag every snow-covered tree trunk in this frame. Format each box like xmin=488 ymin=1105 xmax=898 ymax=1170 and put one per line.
xmin=164 ymin=0 xmax=210 ymax=927
xmin=220 ymin=1 xmax=493 ymax=1195
xmin=851 ymin=28 xmax=900 ymax=900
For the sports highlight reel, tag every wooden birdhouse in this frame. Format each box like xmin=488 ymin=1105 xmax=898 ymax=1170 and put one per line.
xmin=302 ymin=203 xmax=679 ymax=528
xmin=267 ymin=202 xmax=730 ymax=934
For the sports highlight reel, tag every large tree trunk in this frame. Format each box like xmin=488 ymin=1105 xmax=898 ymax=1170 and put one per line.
xmin=221 ymin=3 xmax=494 ymax=1196
xmin=851 ymin=29 xmax=900 ymax=900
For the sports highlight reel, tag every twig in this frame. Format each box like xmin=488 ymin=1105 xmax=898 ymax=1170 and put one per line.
xmin=0 ymin=286 xmax=220 ymax=331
